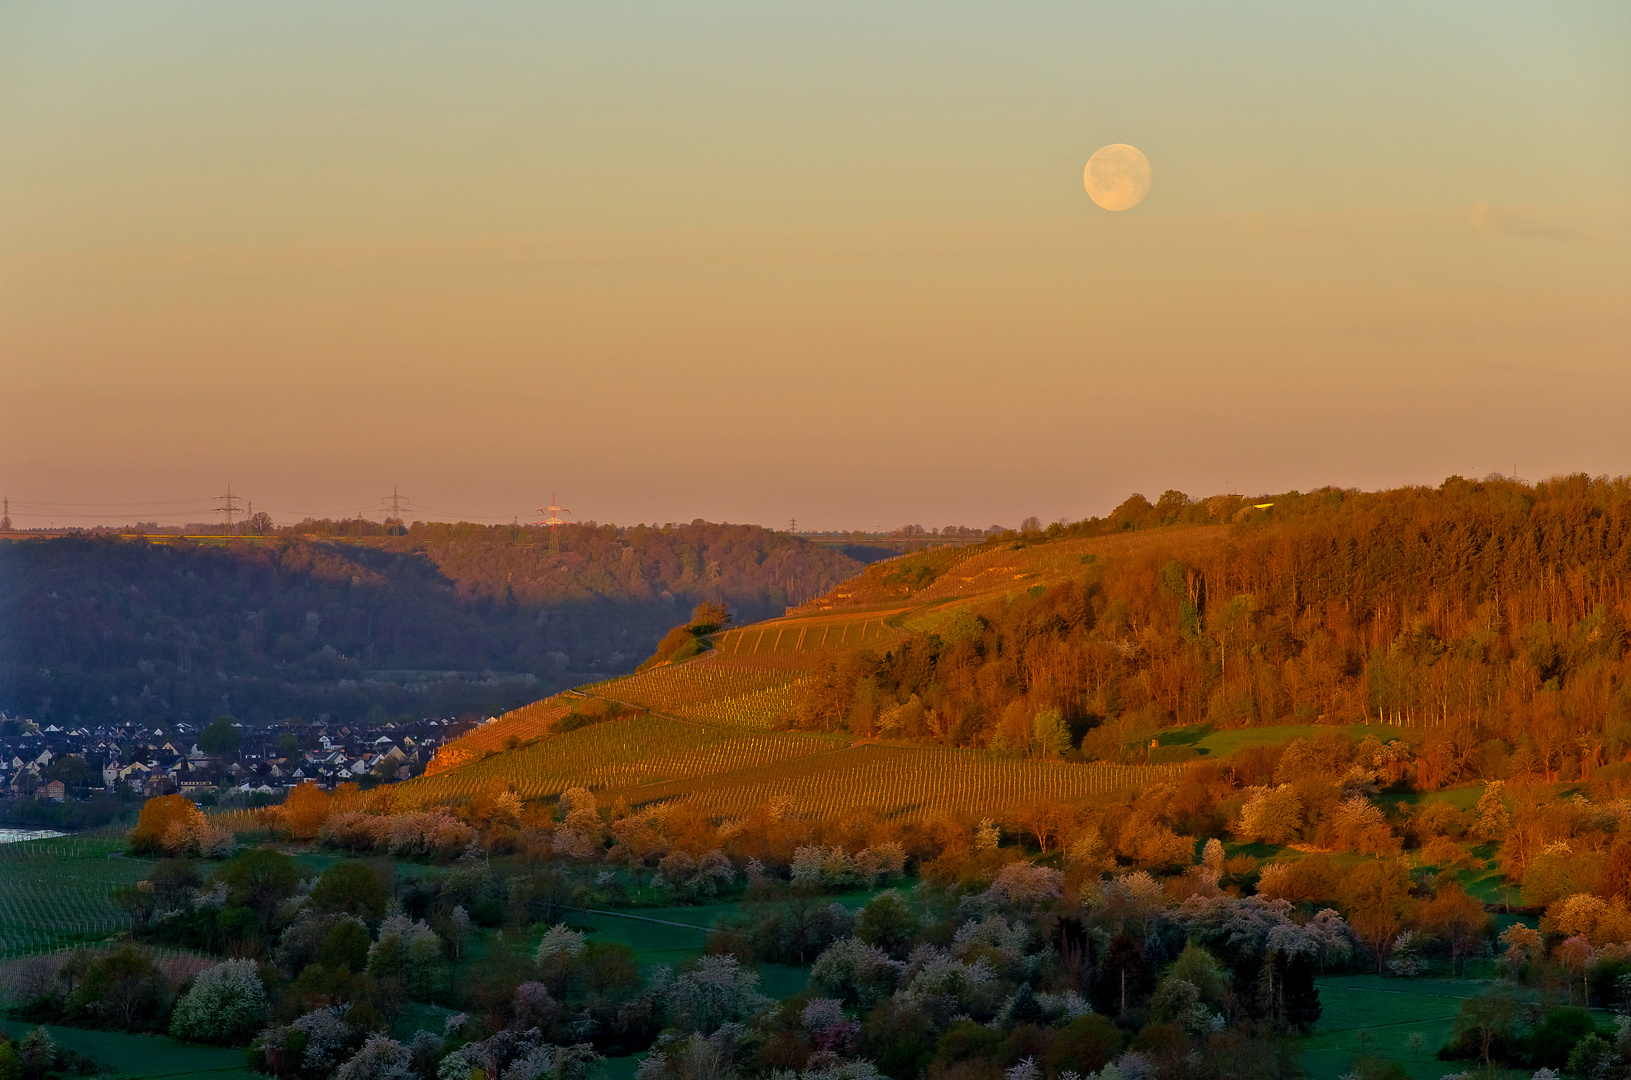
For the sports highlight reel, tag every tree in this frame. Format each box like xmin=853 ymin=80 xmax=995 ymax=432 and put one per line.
xmin=854 ymin=891 xmax=917 ymax=959
xmin=1017 ymin=798 xmax=1071 ymax=854
xmin=1030 ymin=708 xmax=1071 ymax=758
xmin=366 ymin=915 xmax=444 ymax=1016
xmin=1473 ymin=780 xmax=1510 ymax=841
xmin=655 ymin=955 xmax=769 ymax=1035
xmin=309 ymin=860 xmax=389 ymax=923
xmin=334 ymin=1035 xmax=411 ymax=1080
xmin=43 ymin=755 xmax=89 ymax=786
xmin=128 ymin=795 xmax=207 ymax=856
xmin=1235 ymin=785 xmax=1303 ymax=844
xmin=1419 ymin=876 xmax=1491 ymax=974
xmin=215 ymin=848 xmax=303 ymax=925
xmin=18 ymin=1028 xmax=53 ymax=1080
xmin=1453 ymin=987 xmax=1519 ymax=1066
xmin=198 ymin=718 xmax=242 ymax=759
xmin=170 ymin=959 xmax=269 ymax=1044
xmin=280 ymin=782 xmax=331 ymax=841
xmin=1337 ymin=861 xmax=1414 ymax=972
xmin=689 ymin=601 xmax=731 ymax=634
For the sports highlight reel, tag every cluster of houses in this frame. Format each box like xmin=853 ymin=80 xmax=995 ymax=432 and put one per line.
xmin=0 ymin=712 xmax=475 ymax=802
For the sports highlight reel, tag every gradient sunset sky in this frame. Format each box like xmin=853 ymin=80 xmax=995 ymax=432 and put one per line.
xmin=2 ymin=2 xmax=1627 ymax=529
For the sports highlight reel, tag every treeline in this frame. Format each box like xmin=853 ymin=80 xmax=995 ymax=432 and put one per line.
xmin=791 ymin=474 xmax=1631 ymax=787
xmin=94 ymin=788 xmax=1334 ymax=1080
xmin=0 ymin=522 xmax=868 ymax=727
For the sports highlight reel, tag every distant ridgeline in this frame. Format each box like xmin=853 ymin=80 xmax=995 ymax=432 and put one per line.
xmin=0 ymin=521 xmax=870 ymax=727
xmin=408 ymin=475 xmax=1631 ymax=821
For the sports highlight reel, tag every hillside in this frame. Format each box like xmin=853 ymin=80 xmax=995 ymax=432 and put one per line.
xmin=406 ymin=474 xmax=1631 ymax=822
xmin=0 ymin=521 xmax=871 ymax=727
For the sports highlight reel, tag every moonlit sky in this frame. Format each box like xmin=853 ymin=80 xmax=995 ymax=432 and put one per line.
xmin=2 ymin=2 xmax=1628 ymax=530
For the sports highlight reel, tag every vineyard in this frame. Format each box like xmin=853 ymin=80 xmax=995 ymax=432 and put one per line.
xmin=426 ymin=697 xmax=574 ymax=775
xmin=583 ymin=659 xmax=809 ymax=729
xmin=0 ymin=836 xmax=152 ymax=959
xmin=606 ymin=744 xmax=1191 ymax=822
xmin=402 ymin=527 xmax=1224 ymax=820
xmin=711 ymin=613 xmax=904 ymax=658
xmin=398 ymin=715 xmax=848 ymax=804
xmin=791 ymin=545 xmax=983 ymax=612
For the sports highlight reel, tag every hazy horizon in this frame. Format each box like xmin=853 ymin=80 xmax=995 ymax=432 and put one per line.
xmin=3 ymin=2 xmax=1627 ymax=530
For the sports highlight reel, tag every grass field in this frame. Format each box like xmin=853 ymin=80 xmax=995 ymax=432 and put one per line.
xmin=0 ymin=836 xmax=152 ymax=959
xmin=1302 ymin=975 xmax=1531 ymax=1080
xmin=1156 ymin=723 xmax=1419 ymax=759
xmin=0 ymin=1019 xmax=258 ymax=1080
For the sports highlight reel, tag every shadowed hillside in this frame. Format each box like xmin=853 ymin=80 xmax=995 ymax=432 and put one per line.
xmin=0 ymin=521 xmax=870 ymax=727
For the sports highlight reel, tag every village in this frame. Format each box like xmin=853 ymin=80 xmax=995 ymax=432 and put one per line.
xmin=0 ymin=710 xmax=471 ymax=805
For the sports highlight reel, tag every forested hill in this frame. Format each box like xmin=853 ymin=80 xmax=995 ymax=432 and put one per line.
xmin=0 ymin=521 xmax=870 ymax=728
xmin=774 ymin=473 xmax=1631 ymax=785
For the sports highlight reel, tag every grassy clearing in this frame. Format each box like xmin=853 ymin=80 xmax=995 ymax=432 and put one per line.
xmin=1157 ymin=723 xmax=1415 ymax=759
xmin=1302 ymin=975 xmax=1530 ymax=1080
xmin=0 ymin=1019 xmax=256 ymax=1080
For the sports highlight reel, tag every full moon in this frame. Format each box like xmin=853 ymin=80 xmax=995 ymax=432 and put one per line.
xmin=1083 ymin=143 xmax=1150 ymax=211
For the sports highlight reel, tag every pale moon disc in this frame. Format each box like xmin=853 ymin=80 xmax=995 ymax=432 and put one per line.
xmin=1083 ymin=143 xmax=1150 ymax=211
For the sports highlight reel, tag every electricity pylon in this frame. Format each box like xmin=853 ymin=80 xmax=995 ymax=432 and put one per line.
xmin=535 ymin=495 xmax=571 ymax=555
xmin=214 ymin=485 xmax=243 ymax=536
xmin=383 ymin=487 xmax=408 ymax=534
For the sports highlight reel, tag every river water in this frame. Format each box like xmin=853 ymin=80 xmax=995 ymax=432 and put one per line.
xmin=0 ymin=828 xmax=66 ymax=844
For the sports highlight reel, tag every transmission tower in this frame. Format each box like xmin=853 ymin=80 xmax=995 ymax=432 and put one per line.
xmin=383 ymin=486 xmax=408 ymax=534
xmin=535 ymin=494 xmax=571 ymax=555
xmin=1 ymin=497 xmax=10 ymax=532
xmin=214 ymin=485 xmax=243 ymax=536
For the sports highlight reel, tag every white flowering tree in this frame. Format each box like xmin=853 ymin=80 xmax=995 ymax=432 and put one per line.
xmin=336 ymin=1035 xmax=413 ymax=1080
xmin=651 ymin=955 xmax=770 ymax=1034
xmin=169 ymin=958 xmax=269 ymax=1044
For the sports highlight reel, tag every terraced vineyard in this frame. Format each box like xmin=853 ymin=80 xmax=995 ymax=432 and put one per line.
xmin=712 ymin=614 xmax=904 ymax=658
xmin=607 ymin=744 xmax=1189 ymax=821
xmin=0 ymin=836 xmax=152 ymax=959
xmin=400 ymin=714 xmax=847 ymax=803
xmin=585 ymin=660 xmax=810 ymax=729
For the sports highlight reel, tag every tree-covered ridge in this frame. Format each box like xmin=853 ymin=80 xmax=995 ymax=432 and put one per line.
xmin=0 ymin=522 xmax=868 ymax=727
xmin=786 ymin=474 xmax=1631 ymax=785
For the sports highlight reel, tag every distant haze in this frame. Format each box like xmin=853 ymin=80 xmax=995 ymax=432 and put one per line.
xmin=1 ymin=3 xmax=1627 ymax=529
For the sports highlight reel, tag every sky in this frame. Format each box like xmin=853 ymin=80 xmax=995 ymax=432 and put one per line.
xmin=2 ymin=2 xmax=1628 ymax=531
